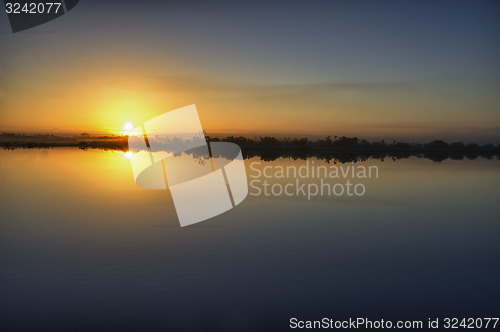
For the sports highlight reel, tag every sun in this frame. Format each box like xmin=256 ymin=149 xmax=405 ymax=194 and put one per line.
xmin=124 ymin=122 xmax=134 ymax=131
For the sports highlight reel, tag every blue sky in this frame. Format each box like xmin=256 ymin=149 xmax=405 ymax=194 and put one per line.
xmin=0 ymin=0 xmax=499 ymax=142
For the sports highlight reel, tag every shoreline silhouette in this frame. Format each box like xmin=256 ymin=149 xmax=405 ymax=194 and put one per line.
xmin=1 ymin=132 xmax=499 ymax=163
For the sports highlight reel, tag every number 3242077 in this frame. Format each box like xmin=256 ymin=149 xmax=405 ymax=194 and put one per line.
xmin=5 ymin=2 xmax=62 ymax=14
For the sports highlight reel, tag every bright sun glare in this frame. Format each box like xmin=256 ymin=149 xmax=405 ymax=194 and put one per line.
xmin=124 ymin=122 xmax=133 ymax=131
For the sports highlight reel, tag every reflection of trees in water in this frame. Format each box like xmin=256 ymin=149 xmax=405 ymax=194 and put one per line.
xmin=2 ymin=133 xmax=499 ymax=164
xmin=208 ymin=136 xmax=500 ymax=163
xmin=195 ymin=154 xmax=209 ymax=166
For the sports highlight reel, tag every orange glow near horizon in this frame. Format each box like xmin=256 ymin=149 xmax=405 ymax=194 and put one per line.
xmin=0 ymin=1 xmax=499 ymax=145
xmin=0 ymin=62 xmax=498 ymax=142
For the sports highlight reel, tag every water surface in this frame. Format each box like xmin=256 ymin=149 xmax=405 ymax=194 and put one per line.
xmin=1 ymin=149 xmax=499 ymax=331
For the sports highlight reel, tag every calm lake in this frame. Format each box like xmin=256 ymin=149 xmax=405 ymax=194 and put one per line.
xmin=1 ymin=148 xmax=499 ymax=331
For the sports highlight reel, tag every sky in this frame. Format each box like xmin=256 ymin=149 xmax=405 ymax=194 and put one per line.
xmin=0 ymin=0 xmax=499 ymax=142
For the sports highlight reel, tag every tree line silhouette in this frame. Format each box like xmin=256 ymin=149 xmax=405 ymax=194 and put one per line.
xmin=1 ymin=132 xmax=499 ymax=163
xmin=208 ymin=135 xmax=500 ymax=163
